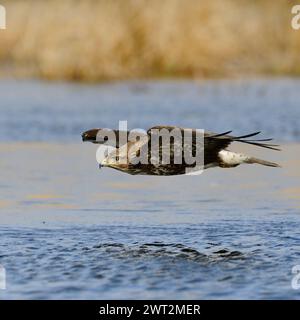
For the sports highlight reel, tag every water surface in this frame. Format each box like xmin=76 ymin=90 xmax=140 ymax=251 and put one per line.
xmin=0 ymin=79 xmax=299 ymax=299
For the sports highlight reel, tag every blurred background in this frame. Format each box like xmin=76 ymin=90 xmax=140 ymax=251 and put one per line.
xmin=0 ymin=0 xmax=300 ymax=141
xmin=1 ymin=0 xmax=300 ymax=81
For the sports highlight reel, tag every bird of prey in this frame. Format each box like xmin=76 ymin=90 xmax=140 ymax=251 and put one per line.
xmin=82 ymin=126 xmax=280 ymax=175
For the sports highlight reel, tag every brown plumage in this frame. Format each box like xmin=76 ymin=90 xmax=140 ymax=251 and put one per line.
xmin=82 ymin=126 xmax=280 ymax=175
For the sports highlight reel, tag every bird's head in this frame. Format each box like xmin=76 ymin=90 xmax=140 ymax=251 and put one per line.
xmin=100 ymin=148 xmax=129 ymax=171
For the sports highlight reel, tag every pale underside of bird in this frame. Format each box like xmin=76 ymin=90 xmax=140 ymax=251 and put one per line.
xmin=82 ymin=126 xmax=280 ymax=176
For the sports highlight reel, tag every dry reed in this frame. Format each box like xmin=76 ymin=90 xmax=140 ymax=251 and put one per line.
xmin=0 ymin=0 xmax=299 ymax=81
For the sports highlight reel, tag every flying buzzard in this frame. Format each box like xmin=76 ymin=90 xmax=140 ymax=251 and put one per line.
xmin=82 ymin=126 xmax=280 ymax=175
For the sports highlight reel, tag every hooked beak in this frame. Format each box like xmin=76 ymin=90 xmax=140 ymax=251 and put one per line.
xmin=99 ymin=158 xmax=108 ymax=169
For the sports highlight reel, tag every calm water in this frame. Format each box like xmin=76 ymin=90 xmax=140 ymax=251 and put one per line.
xmin=0 ymin=79 xmax=299 ymax=299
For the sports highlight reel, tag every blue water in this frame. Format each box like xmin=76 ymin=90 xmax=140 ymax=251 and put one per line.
xmin=0 ymin=78 xmax=300 ymax=142
xmin=1 ymin=222 xmax=300 ymax=300
xmin=0 ymin=79 xmax=299 ymax=299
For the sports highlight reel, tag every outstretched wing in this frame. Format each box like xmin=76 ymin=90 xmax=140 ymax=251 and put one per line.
xmin=147 ymin=125 xmax=280 ymax=166
xmin=82 ymin=126 xmax=280 ymax=167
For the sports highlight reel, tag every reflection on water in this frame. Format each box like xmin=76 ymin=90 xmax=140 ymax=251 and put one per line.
xmin=0 ymin=79 xmax=300 ymax=299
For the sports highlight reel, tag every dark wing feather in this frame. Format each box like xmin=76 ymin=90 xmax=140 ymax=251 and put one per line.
xmin=147 ymin=126 xmax=280 ymax=166
xmin=82 ymin=129 xmax=148 ymax=148
xmin=204 ymin=130 xmax=281 ymax=151
xmin=147 ymin=126 xmax=231 ymax=166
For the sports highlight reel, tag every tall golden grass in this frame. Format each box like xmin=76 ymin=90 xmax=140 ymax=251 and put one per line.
xmin=0 ymin=0 xmax=299 ymax=81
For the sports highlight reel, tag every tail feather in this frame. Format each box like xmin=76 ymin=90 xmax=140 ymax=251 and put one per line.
xmin=246 ymin=157 xmax=281 ymax=167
